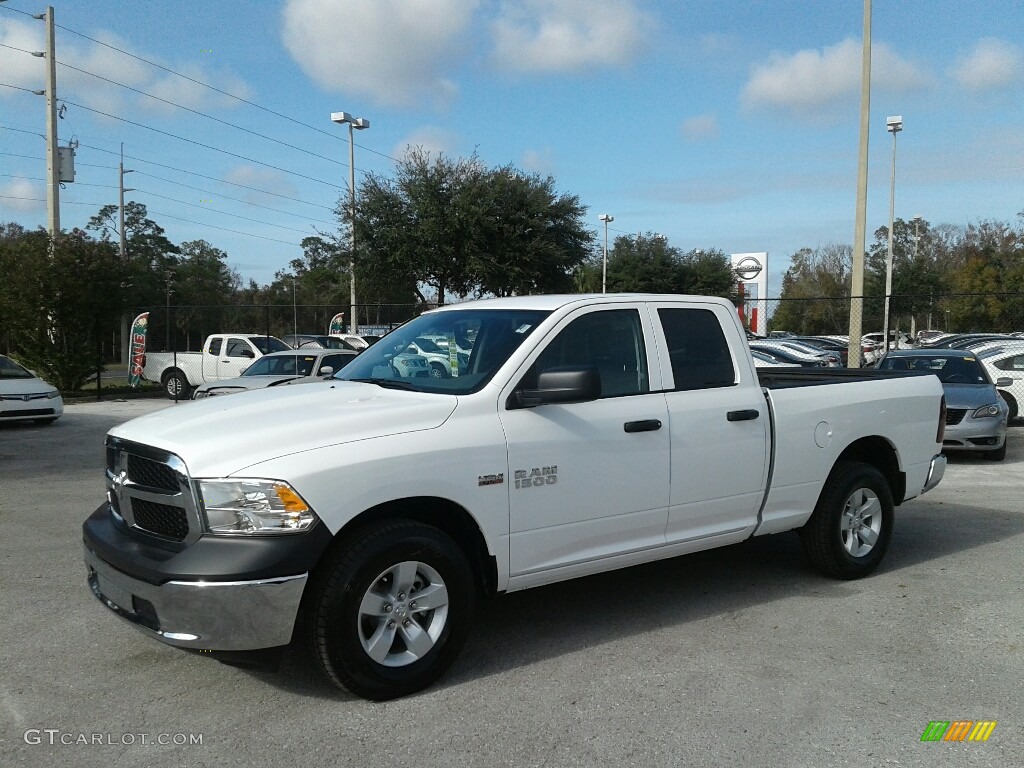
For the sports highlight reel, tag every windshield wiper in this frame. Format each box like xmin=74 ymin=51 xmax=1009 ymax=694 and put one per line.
xmin=348 ymin=378 xmax=420 ymax=391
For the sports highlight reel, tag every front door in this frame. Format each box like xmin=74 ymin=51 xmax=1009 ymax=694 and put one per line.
xmin=499 ymin=305 xmax=671 ymax=580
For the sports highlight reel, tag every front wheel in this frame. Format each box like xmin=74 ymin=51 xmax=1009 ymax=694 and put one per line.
xmin=800 ymin=461 xmax=894 ymax=579
xmin=985 ymin=442 xmax=1007 ymax=461
xmin=308 ymin=521 xmax=475 ymax=700
xmin=428 ymin=362 xmax=449 ymax=379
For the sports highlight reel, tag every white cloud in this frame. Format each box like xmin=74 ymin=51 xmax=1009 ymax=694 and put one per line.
xmin=949 ymin=38 xmax=1022 ymax=91
xmin=393 ymin=127 xmax=459 ymax=160
xmin=681 ymin=113 xmax=717 ymax=142
xmin=741 ymin=38 xmax=929 ymax=115
xmin=281 ymin=0 xmax=477 ymax=108
xmin=521 ymin=147 xmax=555 ymax=174
xmin=0 ymin=178 xmax=45 ymax=212
xmin=0 ymin=19 xmax=252 ymax=117
xmin=222 ymin=166 xmax=298 ymax=203
xmin=491 ymin=0 xmax=654 ymax=74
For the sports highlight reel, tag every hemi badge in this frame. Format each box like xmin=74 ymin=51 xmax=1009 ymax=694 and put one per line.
xmin=478 ymin=473 xmax=504 ymax=487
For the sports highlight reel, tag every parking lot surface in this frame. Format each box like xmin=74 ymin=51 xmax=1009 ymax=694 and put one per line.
xmin=2 ymin=399 xmax=1022 ymax=767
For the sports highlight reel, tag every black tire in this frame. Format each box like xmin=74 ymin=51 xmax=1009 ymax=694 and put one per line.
xmin=800 ymin=461 xmax=894 ymax=580
xmin=999 ymin=391 xmax=1018 ymax=423
xmin=428 ymin=362 xmax=449 ymax=379
xmin=33 ymin=417 xmax=58 ymax=425
xmin=985 ymin=442 xmax=1007 ymax=461
xmin=162 ymin=369 xmax=191 ymax=400
xmin=308 ymin=520 xmax=475 ymax=700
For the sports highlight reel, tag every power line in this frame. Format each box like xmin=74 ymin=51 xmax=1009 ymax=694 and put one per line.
xmin=143 ymin=209 xmax=303 ymax=247
xmin=61 ymin=100 xmax=344 ymax=189
xmin=76 ymin=142 xmax=334 ymax=210
xmin=133 ymin=171 xmax=337 ymax=226
xmin=134 ymin=187 xmax=320 ymax=236
xmin=53 ymin=59 xmax=349 ymax=169
xmin=0 ymin=173 xmax=118 ymax=190
xmin=0 ymin=81 xmax=42 ymax=96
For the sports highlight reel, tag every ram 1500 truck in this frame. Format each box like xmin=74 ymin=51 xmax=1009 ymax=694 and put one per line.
xmin=143 ymin=333 xmax=290 ymax=399
xmin=84 ymin=294 xmax=947 ymax=700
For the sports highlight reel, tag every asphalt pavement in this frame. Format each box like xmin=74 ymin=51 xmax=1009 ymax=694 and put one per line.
xmin=1 ymin=399 xmax=1021 ymax=768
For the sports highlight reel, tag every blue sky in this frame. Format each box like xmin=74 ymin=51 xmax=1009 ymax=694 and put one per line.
xmin=2 ymin=0 xmax=1021 ymax=296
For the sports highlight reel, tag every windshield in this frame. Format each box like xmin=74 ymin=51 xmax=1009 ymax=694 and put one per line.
xmin=334 ymin=308 xmax=551 ymax=394
xmin=242 ymin=354 xmax=317 ymax=376
xmin=0 ymin=356 xmax=34 ymax=379
xmin=879 ymin=355 xmax=990 ymax=384
xmin=250 ymin=336 xmax=290 ymax=354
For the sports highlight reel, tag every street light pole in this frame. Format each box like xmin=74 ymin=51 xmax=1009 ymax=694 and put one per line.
xmin=598 ymin=214 xmax=613 ymax=293
xmin=882 ymin=115 xmax=902 ymax=353
xmin=330 ymin=111 xmax=370 ymax=335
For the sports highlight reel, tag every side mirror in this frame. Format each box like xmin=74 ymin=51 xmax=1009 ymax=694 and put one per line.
xmin=516 ymin=366 xmax=601 ymax=408
xmin=319 ymin=366 xmax=333 ymax=377
xmin=241 ymin=349 xmax=255 ymax=359
xmin=995 ymin=377 xmax=1013 ymax=388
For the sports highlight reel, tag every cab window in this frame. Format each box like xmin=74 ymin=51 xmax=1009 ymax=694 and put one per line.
xmin=658 ymin=308 xmax=736 ymax=391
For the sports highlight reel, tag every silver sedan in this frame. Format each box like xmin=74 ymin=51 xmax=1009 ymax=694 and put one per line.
xmin=877 ymin=350 xmax=1010 ymax=460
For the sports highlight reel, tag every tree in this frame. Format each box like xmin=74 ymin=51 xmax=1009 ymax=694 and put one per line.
xmin=771 ymin=244 xmax=853 ymax=334
xmin=353 ymin=148 xmax=594 ymax=305
xmin=173 ymin=240 xmax=240 ymax=347
xmin=0 ymin=228 xmax=124 ymax=389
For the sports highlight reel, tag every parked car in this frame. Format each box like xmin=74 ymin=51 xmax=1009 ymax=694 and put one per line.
xmin=977 ymin=344 xmax=1024 ymax=422
xmin=143 ymin=333 xmax=290 ymax=399
xmin=750 ymin=350 xmax=799 ymax=368
xmin=192 ymin=350 xmax=359 ymax=399
xmin=749 ymin=340 xmax=832 ymax=367
xmin=864 ymin=331 xmax=914 ymax=350
xmin=793 ymin=337 xmax=850 ymax=367
xmin=0 ymin=354 xmax=63 ymax=425
xmin=876 ymin=349 xmax=1011 ymax=460
xmin=281 ymin=333 xmax=363 ymax=351
xmin=329 ymin=333 xmax=370 ymax=351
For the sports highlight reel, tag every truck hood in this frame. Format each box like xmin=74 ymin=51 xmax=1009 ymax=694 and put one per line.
xmin=109 ymin=381 xmax=457 ymax=477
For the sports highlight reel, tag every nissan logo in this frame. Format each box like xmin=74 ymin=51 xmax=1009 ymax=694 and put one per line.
xmin=735 ymin=256 xmax=763 ymax=281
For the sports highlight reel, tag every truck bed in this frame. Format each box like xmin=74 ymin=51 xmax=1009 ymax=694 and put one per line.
xmin=757 ymin=367 xmax=936 ymax=389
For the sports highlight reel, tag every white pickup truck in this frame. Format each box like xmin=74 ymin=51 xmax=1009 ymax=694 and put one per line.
xmin=143 ymin=333 xmax=290 ymax=399
xmin=84 ymin=294 xmax=947 ymax=700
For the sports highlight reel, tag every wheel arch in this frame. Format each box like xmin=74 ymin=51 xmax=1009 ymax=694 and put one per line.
xmin=318 ymin=496 xmax=497 ymax=599
xmin=833 ymin=436 xmax=905 ymax=505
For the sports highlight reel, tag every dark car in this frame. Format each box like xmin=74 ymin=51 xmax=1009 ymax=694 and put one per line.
xmin=794 ymin=336 xmax=851 ymax=367
xmin=876 ymin=349 xmax=1011 ymax=460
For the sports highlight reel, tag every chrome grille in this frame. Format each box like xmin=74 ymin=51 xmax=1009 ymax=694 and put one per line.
xmin=945 ymin=408 xmax=966 ymax=426
xmin=106 ymin=438 xmax=201 ymax=544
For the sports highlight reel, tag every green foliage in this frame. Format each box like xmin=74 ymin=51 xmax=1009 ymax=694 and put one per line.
xmin=353 ymin=148 xmax=593 ymax=304
xmin=605 ymin=235 xmax=736 ymax=298
xmin=0 ymin=228 xmax=124 ymax=390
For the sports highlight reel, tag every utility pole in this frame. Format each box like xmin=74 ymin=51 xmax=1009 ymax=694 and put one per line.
xmin=846 ymin=0 xmax=871 ymax=368
xmin=42 ymin=5 xmax=60 ymax=238
xmin=119 ymin=143 xmax=135 ymax=363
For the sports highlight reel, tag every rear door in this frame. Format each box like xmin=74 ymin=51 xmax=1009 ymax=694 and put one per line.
xmin=202 ymin=337 xmax=223 ymax=381
xmin=650 ymin=302 xmax=770 ymax=543
xmin=499 ymin=303 xmax=671 ymax=579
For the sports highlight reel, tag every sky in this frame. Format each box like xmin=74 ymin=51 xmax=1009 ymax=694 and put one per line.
xmin=1 ymin=0 xmax=1021 ymax=297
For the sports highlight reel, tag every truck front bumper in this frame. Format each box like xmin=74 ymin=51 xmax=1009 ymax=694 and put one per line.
xmin=85 ymin=544 xmax=306 ymax=650
xmin=82 ymin=503 xmax=333 ymax=651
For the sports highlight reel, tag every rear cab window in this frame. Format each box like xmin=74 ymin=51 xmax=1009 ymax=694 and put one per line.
xmin=657 ymin=307 xmax=737 ymax=391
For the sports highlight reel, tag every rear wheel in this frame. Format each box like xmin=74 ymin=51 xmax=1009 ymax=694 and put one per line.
xmin=162 ymin=369 xmax=191 ymax=400
xmin=800 ymin=461 xmax=894 ymax=579
xmin=308 ymin=520 xmax=475 ymax=700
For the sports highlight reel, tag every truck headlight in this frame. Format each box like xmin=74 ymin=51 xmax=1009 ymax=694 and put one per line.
xmin=198 ymin=479 xmax=318 ymax=535
xmin=971 ymin=404 xmax=1000 ymax=419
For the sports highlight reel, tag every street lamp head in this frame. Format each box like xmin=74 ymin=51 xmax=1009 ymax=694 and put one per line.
xmin=598 ymin=214 xmax=613 ymax=223
xmin=886 ymin=115 xmax=903 ymax=133
xmin=331 ymin=112 xmax=370 ymax=130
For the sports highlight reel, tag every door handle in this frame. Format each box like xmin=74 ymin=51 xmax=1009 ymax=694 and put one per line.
xmin=727 ymin=409 xmax=760 ymax=422
xmin=624 ymin=419 xmax=662 ymax=433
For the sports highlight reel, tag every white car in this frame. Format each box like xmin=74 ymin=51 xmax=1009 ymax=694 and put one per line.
xmin=404 ymin=337 xmax=469 ymax=378
xmin=978 ymin=344 xmax=1024 ymax=422
xmin=0 ymin=355 xmax=64 ymax=425
xmin=328 ymin=333 xmax=370 ymax=351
